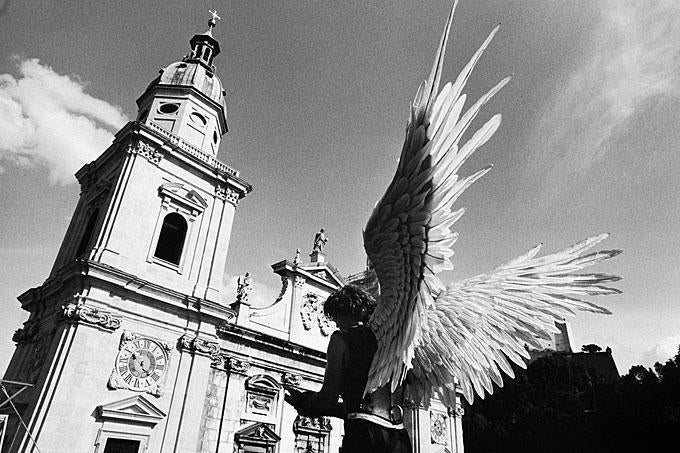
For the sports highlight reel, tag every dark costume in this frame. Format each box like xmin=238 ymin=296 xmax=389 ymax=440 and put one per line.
xmin=299 ymin=326 xmax=412 ymax=453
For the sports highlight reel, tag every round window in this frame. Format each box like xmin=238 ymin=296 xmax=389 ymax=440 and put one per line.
xmin=190 ymin=112 xmax=207 ymax=126
xmin=159 ymin=103 xmax=179 ymax=114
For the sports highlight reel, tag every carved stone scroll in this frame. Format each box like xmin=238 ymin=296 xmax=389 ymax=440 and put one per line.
xmin=178 ymin=334 xmax=219 ymax=356
xmin=61 ymin=301 xmax=121 ymax=331
xmin=282 ymin=372 xmax=302 ymax=387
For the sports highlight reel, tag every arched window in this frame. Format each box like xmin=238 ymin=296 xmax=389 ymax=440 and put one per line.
xmin=76 ymin=208 xmax=99 ymax=257
xmin=153 ymin=213 xmax=187 ymax=265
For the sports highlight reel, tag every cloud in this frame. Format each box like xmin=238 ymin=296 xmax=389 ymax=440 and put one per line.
xmin=0 ymin=58 xmax=128 ymax=184
xmin=640 ymin=335 xmax=680 ymax=367
xmin=527 ymin=0 xmax=680 ymax=190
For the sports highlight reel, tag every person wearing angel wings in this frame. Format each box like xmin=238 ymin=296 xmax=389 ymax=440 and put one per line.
xmin=285 ymin=1 xmax=621 ymax=451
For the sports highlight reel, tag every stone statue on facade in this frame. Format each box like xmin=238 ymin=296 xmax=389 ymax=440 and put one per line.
xmin=312 ymin=228 xmax=328 ymax=254
xmin=236 ymin=272 xmax=253 ymax=303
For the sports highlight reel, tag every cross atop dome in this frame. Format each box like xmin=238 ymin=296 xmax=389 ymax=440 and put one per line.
xmin=208 ymin=9 xmax=221 ymax=27
xmin=207 ymin=9 xmax=221 ymax=35
xmin=185 ymin=11 xmax=222 ymax=71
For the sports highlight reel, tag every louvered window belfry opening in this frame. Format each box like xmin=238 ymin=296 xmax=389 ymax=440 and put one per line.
xmin=154 ymin=213 xmax=187 ymax=265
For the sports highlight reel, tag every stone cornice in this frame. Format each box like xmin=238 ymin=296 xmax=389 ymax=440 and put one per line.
xmin=135 ymin=83 xmax=228 ymax=133
xmin=217 ymin=322 xmax=326 ymax=364
xmin=74 ymin=122 xmax=252 ymax=202
xmin=19 ymin=260 xmax=237 ymax=327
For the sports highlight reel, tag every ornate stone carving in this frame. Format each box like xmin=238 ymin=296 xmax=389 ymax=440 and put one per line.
xmin=300 ymin=293 xmax=334 ymax=336
xmin=227 ymin=357 xmax=251 ymax=374
xmin=127 ymin=140 xmax=164 ymax=164
xmin=294 ymin=415 xmax=332 ymax=431
xmin=236 ymin=272 xmax=253 ymax=304
xmin=294 ymin=275 xmax=306 ymax=288
xmin=248 ymin=394 xmax=272 ymax=412
xmin=178 ymin=334 xmax=219 ymax=356
xmin=272 ymin=275 xmax=289 ymax=306
xmin=312 ymin=270 xmax=329 ymax=281
xmin=211 ymin=353 xmax=227 ymax=369
xmin=293 ymin=248 xmax=302 ymax=265
xmin=210 ymin=353 xmax=251 ymax=373
xmin=61 ymin=301 xmax=121 ymax=331
xmin=214 ymin=184 xmax=240 ymax=205
xmin=15 ymin=326 xmax=54 ymax=382
xmin=12 ymin=323 xmax=38 ymax=344
xmin=451 ymin=405 xmax=464 ymax=418
xmin=282 ymin=372 xmax=302 ymax=387
xmin=430 ymin=411 xmax=449 ymax=445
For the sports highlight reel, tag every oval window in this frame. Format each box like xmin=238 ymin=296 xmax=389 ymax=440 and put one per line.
xmin=159 ymin=103 xmax=179 ymax=114
xmin=213 ymin=131 xmax=218 ymax=144
xmin=190 ymin=112 xmax=207 ymax=126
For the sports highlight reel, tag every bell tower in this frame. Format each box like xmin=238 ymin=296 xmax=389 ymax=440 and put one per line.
xmin=3 ymin=13 xmax=251 ymax=453
xmin=47 ymin=12 xmax=249 ymax=303
xmin=136 ymin=11 xmax=227 ymax=156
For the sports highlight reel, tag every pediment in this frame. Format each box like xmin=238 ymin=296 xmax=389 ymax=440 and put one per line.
xmin=245 ymin=374 xmax=281 ymax=393
xmin=159 ymin=182 xmax=208 ymax=211
xmin=298 ymin=263 xmax=346 ymax=288
xmin=97 ymin=395 xmax=166 ymax=426
xmin=235 ymin=422 xmax=281 ymax=444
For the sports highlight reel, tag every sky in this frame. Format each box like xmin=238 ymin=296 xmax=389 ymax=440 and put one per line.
xmin=1 ymin=0 xmax=679 ymax=377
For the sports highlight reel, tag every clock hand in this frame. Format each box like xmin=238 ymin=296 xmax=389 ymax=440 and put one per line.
xmin=141 ymin=358 xmax=151 ymax=375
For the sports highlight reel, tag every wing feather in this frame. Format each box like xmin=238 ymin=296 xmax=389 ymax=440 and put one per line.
xmin=408 ymin=235 xmax=621 ymax=406
xmin=364 ymin=1 xmax=509 ymax=394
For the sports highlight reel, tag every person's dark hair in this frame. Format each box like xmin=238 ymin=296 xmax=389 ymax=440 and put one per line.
xmin=323 ymin=284 xmax=376 ymax=323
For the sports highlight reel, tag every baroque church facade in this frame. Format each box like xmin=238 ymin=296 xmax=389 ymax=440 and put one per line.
xmin=1 ymin=16 xmax=464 ymax=453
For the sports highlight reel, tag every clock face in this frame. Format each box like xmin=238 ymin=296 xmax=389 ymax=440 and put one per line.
xmin=116 ymin=337 xmax=167 ymax=390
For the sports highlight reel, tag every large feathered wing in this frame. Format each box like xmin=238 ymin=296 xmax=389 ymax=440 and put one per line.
xmin=364 ymin=0 xmax=510 ymax=393
xmin=409 ymin=234 xmax=621 ymax=406
xmin=362 ymin=0 xmax=621 ymax=404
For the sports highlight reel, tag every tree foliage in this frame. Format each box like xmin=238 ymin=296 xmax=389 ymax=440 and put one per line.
xmin=463 ymin=346 xmax=680 ymax=452
xmin=581 ymin=343 xmax=602 ymax=353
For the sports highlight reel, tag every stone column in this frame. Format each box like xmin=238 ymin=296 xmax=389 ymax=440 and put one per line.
xmin=164 ymin=335 xmax=218 ymax=453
